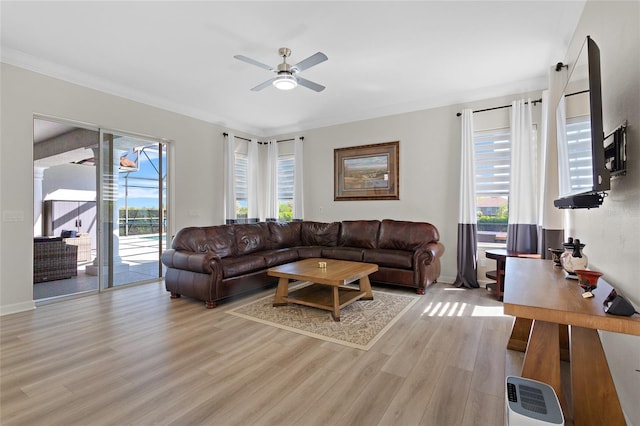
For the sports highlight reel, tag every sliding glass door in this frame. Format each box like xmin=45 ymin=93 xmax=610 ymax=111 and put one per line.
xmin=98 ymin=130 xmax=167 ymax=289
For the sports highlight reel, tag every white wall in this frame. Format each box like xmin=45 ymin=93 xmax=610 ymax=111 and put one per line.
xmin=277 ymin=93 xmax=542 ymax=285
xmin=0 ymin=60 xmax=544 ymax=308
xmin=0 ymin=63 xmax=249 ymax=314
xmin=41 ymin=163 xmax=96 ymax=200
xmin=561 ymin=1 xmax=640 ymax=423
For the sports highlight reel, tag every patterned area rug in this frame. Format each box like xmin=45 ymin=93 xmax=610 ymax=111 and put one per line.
xmin=226 ymin=284 xmax=418 ymax=350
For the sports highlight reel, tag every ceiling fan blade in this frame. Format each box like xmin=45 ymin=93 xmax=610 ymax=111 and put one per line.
xmin=250 ymin=78 xmax=275 ymax=91
xmin=296 ymin=76 xmax=325 ymax=92
xmin=291 ymin=52 xmax=328 ymax=73
xmin=234 ymin=55 xmax=275 ymax=72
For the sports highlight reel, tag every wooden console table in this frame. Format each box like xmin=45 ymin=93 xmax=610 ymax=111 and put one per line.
xmin=503 ymin=257 xmax=640 ymax=425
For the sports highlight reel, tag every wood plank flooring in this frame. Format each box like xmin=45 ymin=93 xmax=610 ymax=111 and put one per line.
xmin=1 ymin=281 xmax=522 ymax=425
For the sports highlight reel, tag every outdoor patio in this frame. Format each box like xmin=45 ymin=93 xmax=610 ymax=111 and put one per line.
xmin=33 ymin=234 xmax=166 ymax=301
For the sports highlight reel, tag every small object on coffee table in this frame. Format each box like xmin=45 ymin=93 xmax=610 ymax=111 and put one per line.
xmin=268 ymin=258 xmax=378 ymax=321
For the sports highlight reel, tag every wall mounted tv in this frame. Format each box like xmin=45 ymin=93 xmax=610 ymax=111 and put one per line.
xmin=554 ymin=36 xmax=610 ymax=209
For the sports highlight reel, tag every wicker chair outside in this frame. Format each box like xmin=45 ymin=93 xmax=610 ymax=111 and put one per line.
xmin=34 ymin=238 xmax=78 ymax=283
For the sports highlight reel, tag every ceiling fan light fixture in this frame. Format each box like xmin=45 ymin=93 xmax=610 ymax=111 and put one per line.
xmin=273 ymin=74 xmax=297 ymax=90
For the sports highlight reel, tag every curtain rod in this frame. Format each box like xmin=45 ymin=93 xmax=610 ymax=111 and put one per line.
xmin=222 ymin=133 xmax=304 ymax=143
xmin=456 ymin=98 xmax=543 ymax=117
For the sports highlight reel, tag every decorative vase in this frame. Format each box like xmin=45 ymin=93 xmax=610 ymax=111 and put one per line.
xmin=548 ymin=248 xmax=564 ymax=266
xmin=560 ymin=237 xmax=588 ymax=277
xmin=574 ymin=269 xmax=603 ymax=292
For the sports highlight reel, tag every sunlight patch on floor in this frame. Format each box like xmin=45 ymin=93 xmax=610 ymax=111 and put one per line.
xmin=471 ymin=305 xmax=507 ymax=317
xmin=422 ymin=301 xmax=469 ymax=317
xmin=421 ymin=302 xmax=506 ymax=318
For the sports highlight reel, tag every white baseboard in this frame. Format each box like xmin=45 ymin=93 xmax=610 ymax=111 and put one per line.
xmin=437 ymin=274 xmax=456 ymax=284
xmin=0 ymin=301 xmax=36 ymax=316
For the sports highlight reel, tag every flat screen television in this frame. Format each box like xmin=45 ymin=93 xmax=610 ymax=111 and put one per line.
xmin=554 ymin=36 xmax=610 ymax=209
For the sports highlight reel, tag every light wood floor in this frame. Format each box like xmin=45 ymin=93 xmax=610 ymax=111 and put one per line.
xmin=1 ymin=281 xmax=524 ymax=425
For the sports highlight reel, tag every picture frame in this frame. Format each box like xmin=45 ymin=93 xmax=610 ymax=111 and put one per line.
xmin=334 ymin=141 xmax=399 ymax=201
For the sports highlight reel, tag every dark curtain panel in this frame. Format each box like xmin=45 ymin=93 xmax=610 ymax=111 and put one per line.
xmin=538 ymin=227 xmax=564 ymax=259
xmin=506 ymin=223 xmax=538 ymax=254
xmin=454 ymin=223 xmax=479 ymax=288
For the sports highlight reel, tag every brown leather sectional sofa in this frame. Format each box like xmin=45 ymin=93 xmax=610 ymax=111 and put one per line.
xmin=161 ymin=219 xmax=444 ymax=308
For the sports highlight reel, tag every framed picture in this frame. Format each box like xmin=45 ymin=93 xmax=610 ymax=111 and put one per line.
xmin=334 ymin=141 xmax=399 ymax=201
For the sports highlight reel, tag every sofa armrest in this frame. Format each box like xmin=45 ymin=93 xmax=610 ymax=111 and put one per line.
xmin=413 ymin=241 xmax=445 ymax=289
xmin=424 ymin=241 xmax=445 ymax=262
xmin=161 ymin=249 xmax=220 ymax=274
xmin=413 ymin=242 xmax=444 ymax=265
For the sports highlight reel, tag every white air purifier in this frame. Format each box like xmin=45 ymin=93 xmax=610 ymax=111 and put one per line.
xmin=506 ymin=376 xmax=564 ymax=425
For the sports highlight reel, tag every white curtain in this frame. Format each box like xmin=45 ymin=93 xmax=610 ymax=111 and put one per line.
xmin=247 ymin=138 xmax=259 ymax=222
xmin=454 ymin=109 xmax=479 ymax=288
xmin=507 ymin=99 xmax=538 ymax=253
xmin=293 ymin=137 xmax=304 ymax=220
xmin=538 ymin=87 xmax=565 ymax=255
xmin=223 ymin=133 xmax=236 ymax=223
xmin=538 ymin=91 xmax=550 ymax=230
xmin=555 ymin=96 xmax=571 ymax=197
xmin=265 ymin=140 xmax=279 ymax=220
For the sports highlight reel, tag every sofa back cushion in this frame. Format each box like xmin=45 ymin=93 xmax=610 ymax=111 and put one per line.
xmin=235 ymin=223 xmax=270 ymax=255
xmin=300 ymin=221 xmax=340 ymax=246
xmin=378 ymin=219 xmax=439 ymax=251
xmin=172 ymin=226 xmax=236 ymax=258
xmin=268 ymin=221 xmax=302 ymax=249
xmin=339 ymin=220 xmax=380 ymax=249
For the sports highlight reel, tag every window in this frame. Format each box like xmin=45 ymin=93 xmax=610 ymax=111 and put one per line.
xmin=278 ymin=155 xmax=294 ymax=222
xmin=475 ymin=128 xmax=510 ymax=244
xmin=565 ymin=115 xmax=592 ymax=192
xmin=232 ymin=151 xmax=296 ymax=222
xmin=234 ymin=153 xmax=248 ymax=220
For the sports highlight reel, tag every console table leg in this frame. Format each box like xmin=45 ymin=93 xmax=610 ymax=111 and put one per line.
xmin=507 ymin=317 xmax=532 ymax=352
xmin=521 ymin=320 xmax=567 ymax=419
xmin=570 ymin=326 xmax=625 ymax=426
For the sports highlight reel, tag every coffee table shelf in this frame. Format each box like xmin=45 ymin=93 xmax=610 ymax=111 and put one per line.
xmin=285 ymin=283 xmax=366 ymax=314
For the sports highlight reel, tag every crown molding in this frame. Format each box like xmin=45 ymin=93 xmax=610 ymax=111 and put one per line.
xmin=1 ymin=47 xmax=263 ymax=136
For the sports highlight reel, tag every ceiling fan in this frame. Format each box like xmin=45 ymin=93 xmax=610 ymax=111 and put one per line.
xmin=234 ymin=47 xmax=328 ymax=92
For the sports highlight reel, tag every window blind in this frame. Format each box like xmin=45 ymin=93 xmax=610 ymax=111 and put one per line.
xmin=234 ymin=153 xmax=248 ymax=205
xmin=474 ymin=128 xmax=511 ymax=195
xmin=278 ymin=155 xmax=294 ymax=201
xmin=565 ymin=116 xmax=593 ymax=191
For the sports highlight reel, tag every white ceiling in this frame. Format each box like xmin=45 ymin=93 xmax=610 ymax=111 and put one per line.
xmin=1 ymin=1 xmax=586 ymax=137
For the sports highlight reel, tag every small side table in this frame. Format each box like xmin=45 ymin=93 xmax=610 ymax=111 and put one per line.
xmin=63 ymin=233 xmax=92 ymax=262
xmin=485 ymin=249 xmax=540 ymax=300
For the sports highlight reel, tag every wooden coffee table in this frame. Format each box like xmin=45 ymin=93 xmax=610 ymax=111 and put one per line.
xmin=268 ymin=258 xmax=378 ymax=321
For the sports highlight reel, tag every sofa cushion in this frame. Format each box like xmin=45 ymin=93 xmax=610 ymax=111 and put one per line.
xmin=297 ymin=246 xmax=324 ymax=259
xmin=322 ymin=247 xmax=364 ymax=262
xmin=268 ymin=221 xmax=302 ymax=249
xmin=363 ymin=248 xmax=413 ymax=269
xmin=258 ymin=248 xmax=300 ymax=267
xmin=172 ymin=226 xmax=236 ymax=258
xmin=301 ymin=221 xmax=340 ymax=246
xmin=339 ymin=220 xmax=380 ymax=249
xmin=378 ymin=219 xmax=439 ymax=251
xmin=235 ymin=223 xmax=270 ymax=255
xmin=221 ymin=255 xmax=267 ymax=278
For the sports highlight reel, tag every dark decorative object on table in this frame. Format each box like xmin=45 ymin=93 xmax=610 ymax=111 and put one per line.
xmin=574 ymin=269 xmax=603 ymax=292
xmin=603 ymin=289 xmax=637 ymax=316
xmin=560 ymin=237 xmax=588 ymax=277
xmin=548 ymin=248 xmax=564 ymax=266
